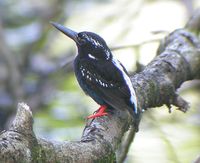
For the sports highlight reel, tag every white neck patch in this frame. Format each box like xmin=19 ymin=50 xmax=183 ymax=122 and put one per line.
xmin=88 ymin=54 xmax=97 ymax=60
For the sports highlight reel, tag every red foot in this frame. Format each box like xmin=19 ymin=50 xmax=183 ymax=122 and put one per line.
xmin=87 ymin=105 xmax=108 ymax=119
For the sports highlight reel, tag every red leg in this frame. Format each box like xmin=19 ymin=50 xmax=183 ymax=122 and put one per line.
xmin=87 ymin=105 xmax=108 ymax=119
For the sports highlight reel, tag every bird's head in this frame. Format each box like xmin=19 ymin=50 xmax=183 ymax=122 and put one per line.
xmin=51 ymin=22 xmax=112 ymax=61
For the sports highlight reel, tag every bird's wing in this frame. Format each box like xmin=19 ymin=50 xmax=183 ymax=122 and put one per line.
xmin=81 ymin=59 xmax=138 ymax=116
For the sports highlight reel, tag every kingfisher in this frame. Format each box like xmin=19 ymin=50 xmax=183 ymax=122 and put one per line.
xmin=51 ymin=22 xmax=140 ymax=130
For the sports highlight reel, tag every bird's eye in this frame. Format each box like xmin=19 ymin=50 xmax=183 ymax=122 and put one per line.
xmin=78 ymin=37 xmax=86 ymax=45
xmin=77 ymin=33 xmax=87 ymax=45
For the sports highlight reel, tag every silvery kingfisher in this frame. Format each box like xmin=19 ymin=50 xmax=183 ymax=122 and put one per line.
xmin=51 ymin=22 xmax=140 ymax=130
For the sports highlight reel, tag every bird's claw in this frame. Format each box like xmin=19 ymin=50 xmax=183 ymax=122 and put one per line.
xmin=87 ymin=112 xmax=108 ymax=119
xmin=87 ymin=105 xmax=108 ymax=119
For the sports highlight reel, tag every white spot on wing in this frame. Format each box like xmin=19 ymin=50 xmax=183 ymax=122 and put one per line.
xmin=112 ymin=58 xmax=138 ymax=114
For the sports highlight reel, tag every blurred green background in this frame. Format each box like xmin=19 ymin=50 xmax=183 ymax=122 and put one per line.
xmin=0 ymin=0 xmax=200 ymax=162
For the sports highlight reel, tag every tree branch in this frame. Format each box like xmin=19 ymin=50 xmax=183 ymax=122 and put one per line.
xmin=1 ymin=9 xmax=200 ymax=163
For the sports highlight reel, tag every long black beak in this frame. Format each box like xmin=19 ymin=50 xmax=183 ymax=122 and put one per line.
xmin=50 ymin=21 xmax=78 ymax=43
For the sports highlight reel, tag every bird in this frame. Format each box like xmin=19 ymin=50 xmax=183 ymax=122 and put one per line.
xmin=51 ymin=22 xmax=140 ymax=130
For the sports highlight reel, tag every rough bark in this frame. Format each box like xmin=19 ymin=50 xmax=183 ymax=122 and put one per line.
xmin=1 ymin=9 xmax=200 ymax=163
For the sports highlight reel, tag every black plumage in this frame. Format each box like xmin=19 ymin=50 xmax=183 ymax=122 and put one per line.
xmin=51 ymin=22 xmax=140 ymax=129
